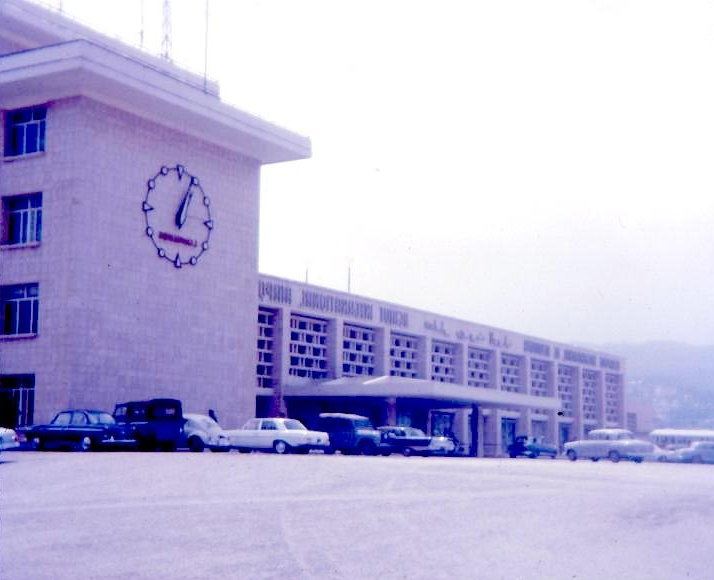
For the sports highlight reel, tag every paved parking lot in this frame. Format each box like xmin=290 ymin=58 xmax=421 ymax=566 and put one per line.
xmin=2 ymin=451 xmax=713 ymax=580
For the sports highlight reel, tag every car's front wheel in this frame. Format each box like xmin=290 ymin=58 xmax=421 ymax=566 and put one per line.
xmin=273 ymin=440 xmax=290 ymax=454
xmin=75 ymin=436 xmax=92 ymax=452
xmin=591 ymin=457 xmax=600 ymax=462
xmin=402 ymin=447 xmax=413 ymax=457
xmin=566 ymin=449 xmax=577 ymax=461
xmin=188 ymin=436 xmax=205 ymax=453
xmin=608 ymin=450 xmax=621 ymax=463
xmin=358 ymin=440 xmax=378 ymax=456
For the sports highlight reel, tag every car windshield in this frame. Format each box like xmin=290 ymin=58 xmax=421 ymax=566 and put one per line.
xmin=283 ymin=419 xmax=306 ymax=431
xmin=187 ymin=415 xmax=217 ymax=430
xmin=87 ymin=412 xmax=115 ymax=425
xmin=404 ymin=427 xmax=426 ymax=437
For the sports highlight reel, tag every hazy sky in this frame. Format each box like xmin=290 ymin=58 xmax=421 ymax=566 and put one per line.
xmin=43 ymin=0 xmax=714 ymax=346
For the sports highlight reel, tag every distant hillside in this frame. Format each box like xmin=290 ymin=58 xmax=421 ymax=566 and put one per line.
xmin=597 ymin=341 xmax=714 ymax=429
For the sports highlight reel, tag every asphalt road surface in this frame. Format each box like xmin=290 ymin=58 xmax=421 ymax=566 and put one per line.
xmin=2 ymin=451 xmax=713 ymax=579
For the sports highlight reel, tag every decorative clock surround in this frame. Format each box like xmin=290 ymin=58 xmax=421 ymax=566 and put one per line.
xmin=142 ymin=164 xmax=213 ymax=268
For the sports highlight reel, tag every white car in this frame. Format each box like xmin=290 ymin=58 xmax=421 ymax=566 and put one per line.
xmin=674 ymin=441 xmax=714 ymax=464
xmin=427 ymin=435 xmax=458 ymax=455
xmin=564 ymin=428 xmax=653 ymax=463
xmin=181 ymin=414 xmax=231 ymax=452
xmin=228 ymin=418 xmax=329 ymax=454
xmin=0 ymin=427 xmax=20 ymax=452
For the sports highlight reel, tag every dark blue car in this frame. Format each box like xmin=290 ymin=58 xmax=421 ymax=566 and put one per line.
xmin=25 ymin=409 xmax=128 ymax=451
xmin=507 ymin=435 xmax=558 ymax=459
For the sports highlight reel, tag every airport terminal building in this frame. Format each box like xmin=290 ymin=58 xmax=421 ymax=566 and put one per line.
xmin=0 ymin=0 xmax=625 ymax=456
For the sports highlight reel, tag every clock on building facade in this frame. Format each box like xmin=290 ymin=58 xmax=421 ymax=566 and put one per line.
xmin=142 ymin=164 xmax=213 ymax=268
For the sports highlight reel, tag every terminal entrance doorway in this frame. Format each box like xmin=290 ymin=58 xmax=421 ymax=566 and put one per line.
xmin=501 ymin=418 xmax=517 ymax=453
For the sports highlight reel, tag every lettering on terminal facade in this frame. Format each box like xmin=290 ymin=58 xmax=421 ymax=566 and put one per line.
xmin=379 ymin=307 xmax=409 ymax=328
xmin=258 ymin=280 xmax=293 ymax=305
xmin=299 ymin=290 xmax=373 ymax=321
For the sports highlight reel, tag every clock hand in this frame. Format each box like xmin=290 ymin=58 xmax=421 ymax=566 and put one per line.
xmin=175 ymin=183 xmax=194 ymax=229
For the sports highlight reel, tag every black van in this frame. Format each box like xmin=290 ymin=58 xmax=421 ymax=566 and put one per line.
xmin=113 ymin=398 xmax=185 ymax=451
xmin=315 ymin=413 xmax=381 ymax=455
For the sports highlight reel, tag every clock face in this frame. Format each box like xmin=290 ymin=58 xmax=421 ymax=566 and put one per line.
xmin=142 ymin=164 xmax=213 ymax=268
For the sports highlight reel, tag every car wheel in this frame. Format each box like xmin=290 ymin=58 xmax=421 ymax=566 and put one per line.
xmin=608 ymin=450 xmax=621 ymax=463
xmin=323 ymin=447 xmax=336 ymax=455
xmin=380 ymin=451 xmax=392 ymax=457
xmin=530 ymin=451 xmax=540 ymax=459
xmin=402 ymin=447 xmax=413 ymax=457
xmin=358 ymin=441 xmax=378 ymax=456
xmin=75 ymin=436 xmax=92 ymax=452
xmin=692 ymin=455 xmax=703 ymax=464
xmin=31 ymin=437 xmax=43 ymax=451
xmin=273 ymin=440 xmax=290 ymax=454
xmin=591 ymin=457 xmax=600 ymax=462
xmin=632 ymin=457 xmax=643 ymax=464
xmin=188 ymin=436 xmax=205 ymax=453
xmin=566 ymin=449 xmax=577 ymax=461
xmin=657 ymin=455 xmax=667 ymax=463
xmin=237 ymin=447 xmax=251 ymax=454
xmin=509 ymin=453 xmax=518 ymax=459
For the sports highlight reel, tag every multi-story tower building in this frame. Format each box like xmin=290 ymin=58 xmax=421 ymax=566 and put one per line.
xmin=0 ymin=0 xmax=310 ymax=429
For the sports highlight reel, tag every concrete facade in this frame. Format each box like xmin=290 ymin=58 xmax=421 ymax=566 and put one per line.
xmin=0 ymin=0 xmax=309 ymax=428
xmin=256 ymin=275 xmax=626 ymax=456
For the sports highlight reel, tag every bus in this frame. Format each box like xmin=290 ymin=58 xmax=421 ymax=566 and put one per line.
xmin=649 ymin=429 xmax=714 ymax=450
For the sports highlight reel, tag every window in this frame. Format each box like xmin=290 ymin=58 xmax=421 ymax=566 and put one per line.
xmin=4 ymin=106 xmax=47 ymax=157
xmin=0 ymin=374 xmax=34 ymax=428
xmin=1 ymin=283 xmax=39 ymax=336
xmin=2 ymin=193 xmax=42 ymax=245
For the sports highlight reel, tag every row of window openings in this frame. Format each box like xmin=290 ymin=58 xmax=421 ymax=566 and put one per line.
xmin=290 ymin=317 xmax=327 ymax=333
xmin=344 ymin=341 xmax=374 ymax=352
xmin=289 ymin=331 xmax=327 ymax=345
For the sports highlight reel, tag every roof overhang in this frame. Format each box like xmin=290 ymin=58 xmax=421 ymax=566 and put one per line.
xmin=0 ymin=40 xmax=311 ymax=164
xmin=283 ymin=376 xmax=562 ymax=410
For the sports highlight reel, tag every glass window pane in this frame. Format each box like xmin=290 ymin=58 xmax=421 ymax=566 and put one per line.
xmin=18 ymin=300 xmax=31 ymax=333
xmin=25 ymin=124 xmax=38 ymax=154
xmin=32 ymin=299 xmax=38 ymax=333
xmin=3 ymin=302 xmax=16 ymax=334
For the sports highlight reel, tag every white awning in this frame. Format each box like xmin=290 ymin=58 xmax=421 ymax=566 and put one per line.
xmin=283 ymin=375 xmax=561 ymax=410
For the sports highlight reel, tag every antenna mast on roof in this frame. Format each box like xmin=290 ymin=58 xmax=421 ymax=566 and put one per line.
xmin=139 ymin=0 xmax=145 ymax=49
xmin=203 ymin=0 xmax=210 ymax=92
xmin=161 ymin=0 xmax=172 ymax=61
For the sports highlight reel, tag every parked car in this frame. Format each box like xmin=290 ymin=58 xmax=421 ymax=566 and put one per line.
xmin=427 ymin=433 xmax=458 ymax=456
xmin=674 ymin=441 xmax=714 ymax=464
xmin=24 ymin=409 xmax=128 ymax=451
xmin=378 ymin=426 xmax=432 ymax=456
xmin=315 ymin=413 xmax=381 ymax=455
xmin=564 ymin=428 xmax=653 ymax=463
xmin=181 ymin=413 xmax=231 ymax=452
xmin=642 ymin=444 xmax=676 ymax=463
xmin=113 ymin=398 xmax=185 ymax=451
xmin=507 ymin=435 xmax=558 ymax=459
xmin=228 ymin=418 xmax=329 ymax=454
xmin=0 ymin=427 xmax=20 ymax=452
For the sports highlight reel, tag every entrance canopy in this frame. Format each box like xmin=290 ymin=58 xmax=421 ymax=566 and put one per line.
xmin=283 ymin=376 xmax=561 ymax=411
